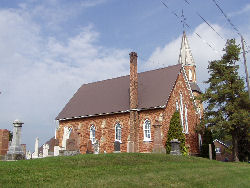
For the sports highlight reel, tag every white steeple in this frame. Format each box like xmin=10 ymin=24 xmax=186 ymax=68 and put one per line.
xmin=178 ymin=31 xmax=195 ymax=66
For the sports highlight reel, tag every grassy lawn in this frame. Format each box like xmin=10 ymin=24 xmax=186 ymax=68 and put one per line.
xmin=0 ymin=153 xmax=249 ymax=188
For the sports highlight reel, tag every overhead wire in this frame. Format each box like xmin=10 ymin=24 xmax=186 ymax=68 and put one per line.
xmin=211 ymin=0 xmax=250 ymax=51
xmin=160 ymin=0 xmax=221 ymax=55
xmin=183 ymin=0 xmax=226 ymax=42
xmin=211 ymin=0 xmax=241 ymax=37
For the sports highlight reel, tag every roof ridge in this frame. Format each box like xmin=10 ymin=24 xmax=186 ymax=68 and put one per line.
xmin=80 ymin=64 xmax=181 ymax=86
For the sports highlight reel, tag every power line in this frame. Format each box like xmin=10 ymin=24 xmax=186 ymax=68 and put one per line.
xmin=183 ymin=0 xmax=226 ymax=42
xmin=160 ymin=0 xmax=221 ymax=55
xmin=211 ymin=0 xmax=250 ymax=98
xmin=211 ymin=0 xmax=250 ymax=54
xmin=211 ymin=0 xmax=241 ymax=36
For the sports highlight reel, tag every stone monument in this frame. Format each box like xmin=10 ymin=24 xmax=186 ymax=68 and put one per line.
xmin=26 ymin=150 xmax=31 ymax=159
xmin=86 ymin=140 xmax=93 ymax=154
xmin=43 ymin=144 xmax=49 ymax=157
xmin=32 ymin=137 xmax=39 ymax=158
xmin=152 ymin=123 xmax=166 ymax=153
xmin=6 ymin=119 xmax=25 ymax=160
xmin=170 ymin=139 xmax=181 ymax=155
xmin=93 ymin=140 xmax=99 ymax=154
xmin=54 ymin=146 xmax=61 ymax=156
xmin=114 ymin=141 xmax=121 ymax=152
xmin=62 ymin=127 xmax=72 ymax=149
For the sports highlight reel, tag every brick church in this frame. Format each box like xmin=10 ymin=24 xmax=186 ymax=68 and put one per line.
xmin=56 ymin=32 xmax=203 ymax=155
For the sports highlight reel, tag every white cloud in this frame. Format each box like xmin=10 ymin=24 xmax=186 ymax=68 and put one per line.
xmin=17 ymin=0 xmax=107 ymax=32
xmin=229 ymin=3 xmax=250 ymax=17
xmin=0 ymin=8 xmax=129 ymax=150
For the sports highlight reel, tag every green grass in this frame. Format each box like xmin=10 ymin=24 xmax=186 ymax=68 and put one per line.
xmin=0 ymin=153 xmax=249 ymax=188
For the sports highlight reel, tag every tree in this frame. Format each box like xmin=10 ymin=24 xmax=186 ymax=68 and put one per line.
xmin=200 ymin=127 xmax=215 ymax=159
xmin=201 ymin=39 xmax=250 ymax=161
xmin=166 ymin=111 xmax=186 ymax=154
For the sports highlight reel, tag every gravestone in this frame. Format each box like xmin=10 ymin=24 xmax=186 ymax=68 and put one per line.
xmin=32 ymin=137 xmax=39 ymax=158
xmin=26 ymin=150 xmax=31 ymax=159
xmin=66 ymin=139 xmax=78 ymax=151
xmin=152 ymin=124 xmax=166 ymax=153
xmin=54 ymin=146 xmax=61 ymax=156
xmin=93 ymin=140 xmax=99 ymax=154
xmin=170 ymin=139 xmax=181 ymax=155
xmin=114 ymin=141 xmax=120 ymax=152
xmin=86 ymin=140 xmax=93 ymax=154
xmin=127 ymin=141 xmax=134 ymax=153
xmin=43 ymin=144 xmax=49 ymax=157
xmin=62 ymin=127 xmax=72 ymax=149
xmin=6 ymin=120 xmax=25 ymax=160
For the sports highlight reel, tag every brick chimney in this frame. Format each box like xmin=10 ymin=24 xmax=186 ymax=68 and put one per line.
xmin=128 ymin=52 xmax=139 ymax=153
xmin=129 ymin=52 xmax=138 ymax=109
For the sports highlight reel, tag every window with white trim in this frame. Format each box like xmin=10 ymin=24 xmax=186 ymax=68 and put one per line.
xmin=115 ymin=123 xmax=122 ymax=142
xmin=198 ymin=108 xmax=202 ymax=119
xmin=143 ymin=119 xmax=151 ymax=141
xmin=189 ymin=69 xmax=192 ymax=81
xmin=180 ymin=93 xmax=184 ymax=131
xmin=184 ymin=105 xmax=188 ymax=133
xmin=215 ymin=147 xmax=221 ymax=153
xmin=90 ymin=125 xmax=95 ymax=144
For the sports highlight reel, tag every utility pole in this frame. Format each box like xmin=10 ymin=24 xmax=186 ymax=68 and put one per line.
xmin=241 ymin=35 xmax=250 ymax=99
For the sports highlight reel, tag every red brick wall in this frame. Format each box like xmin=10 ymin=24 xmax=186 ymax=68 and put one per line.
xmin=0 ymin=129 xmax=9 ymax=156
xmin=57 ymin=70 xmax=201 ymax=155
xmin=58 ymin=113 xmax=131 ymax=153
xmin=163 ymin=71 xmax=200 ymax=154
xmin=214 ymin=141 xmax=233 ymax=161
xmin=138 ymin=108 xmax=164 ymax=153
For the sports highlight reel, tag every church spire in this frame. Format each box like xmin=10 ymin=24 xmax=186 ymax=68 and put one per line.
xmin=178 ymin=31 xmax=195 ymax=66
xmin=179 ymin=31 xmax=197 ymax=83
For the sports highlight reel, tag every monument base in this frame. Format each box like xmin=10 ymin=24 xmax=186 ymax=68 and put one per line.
xmin=152 ymin=144 xmax=166 ymax=153
xmin=127 ymin=141 xmax=134 ymax=153
xmin=59 ymin=150 xmax=80 ymax=156
xmin=5 ymin=153 xmax=25 ymax=160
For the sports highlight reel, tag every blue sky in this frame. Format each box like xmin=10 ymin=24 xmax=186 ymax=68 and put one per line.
xmin=0 ymin=0 xmax=249 ymax=151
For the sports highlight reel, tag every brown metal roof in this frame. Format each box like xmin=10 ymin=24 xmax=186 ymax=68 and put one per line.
xmin=190 ymin=82 xmax=202 ymax=93
xmin=56 ymin=64 xmax=182 ymax=120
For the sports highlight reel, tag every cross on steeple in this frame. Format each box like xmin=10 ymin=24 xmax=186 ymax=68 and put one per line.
xmin=181 ymin=9 xmax=186 ymax=32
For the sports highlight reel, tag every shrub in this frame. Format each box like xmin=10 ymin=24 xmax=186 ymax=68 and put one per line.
xmin=165 ymin=111 xmax=186 ymax=154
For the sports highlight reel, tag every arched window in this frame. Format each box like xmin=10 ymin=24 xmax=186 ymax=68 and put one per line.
xmin=115 ymin=123 xmax=122 ymax=142
xmin=198 ymin=107 xmax=201 ymax=119
xmin=180 ymin=93 xmax=184 ymax=131
xmin=189 ymin=69 xmax=192 ymax=81
xmin=143 ymin=119 xmax=151 ymax=141
xmin=176 ymin=100 xmax=179 ymax=111
xmin=184 ymin=105 xmax=188 ymax=133
xmin=90 ymin=125 xmax=95 ymax=144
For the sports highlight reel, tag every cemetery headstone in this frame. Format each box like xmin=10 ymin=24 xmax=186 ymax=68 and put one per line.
xmin=62 ymin=127 xmax=72 ymax=149
xmin=152 ymin=124 xmax=166 ymax=153
xmin=93 ymin=140 xmax=99 ymax=154
xmin=26 ymin=150 xmax=31 ymax=159
xmin=66 ymin=139 xmax=78 ymax=151
xmin=170 ymin=139 xmax=181 ymax=155
xmin=86 ymin=140 xmax=93 ymax=154
xmin=32 ymin=137 xmax=39 ymax=158
xmin=114 ymin=141 xmax=120 ymax=152
xmin=54 ymin=146 xmax=61 ymax=156
xmin=43 ymin=144 xmax=49 ymax=157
